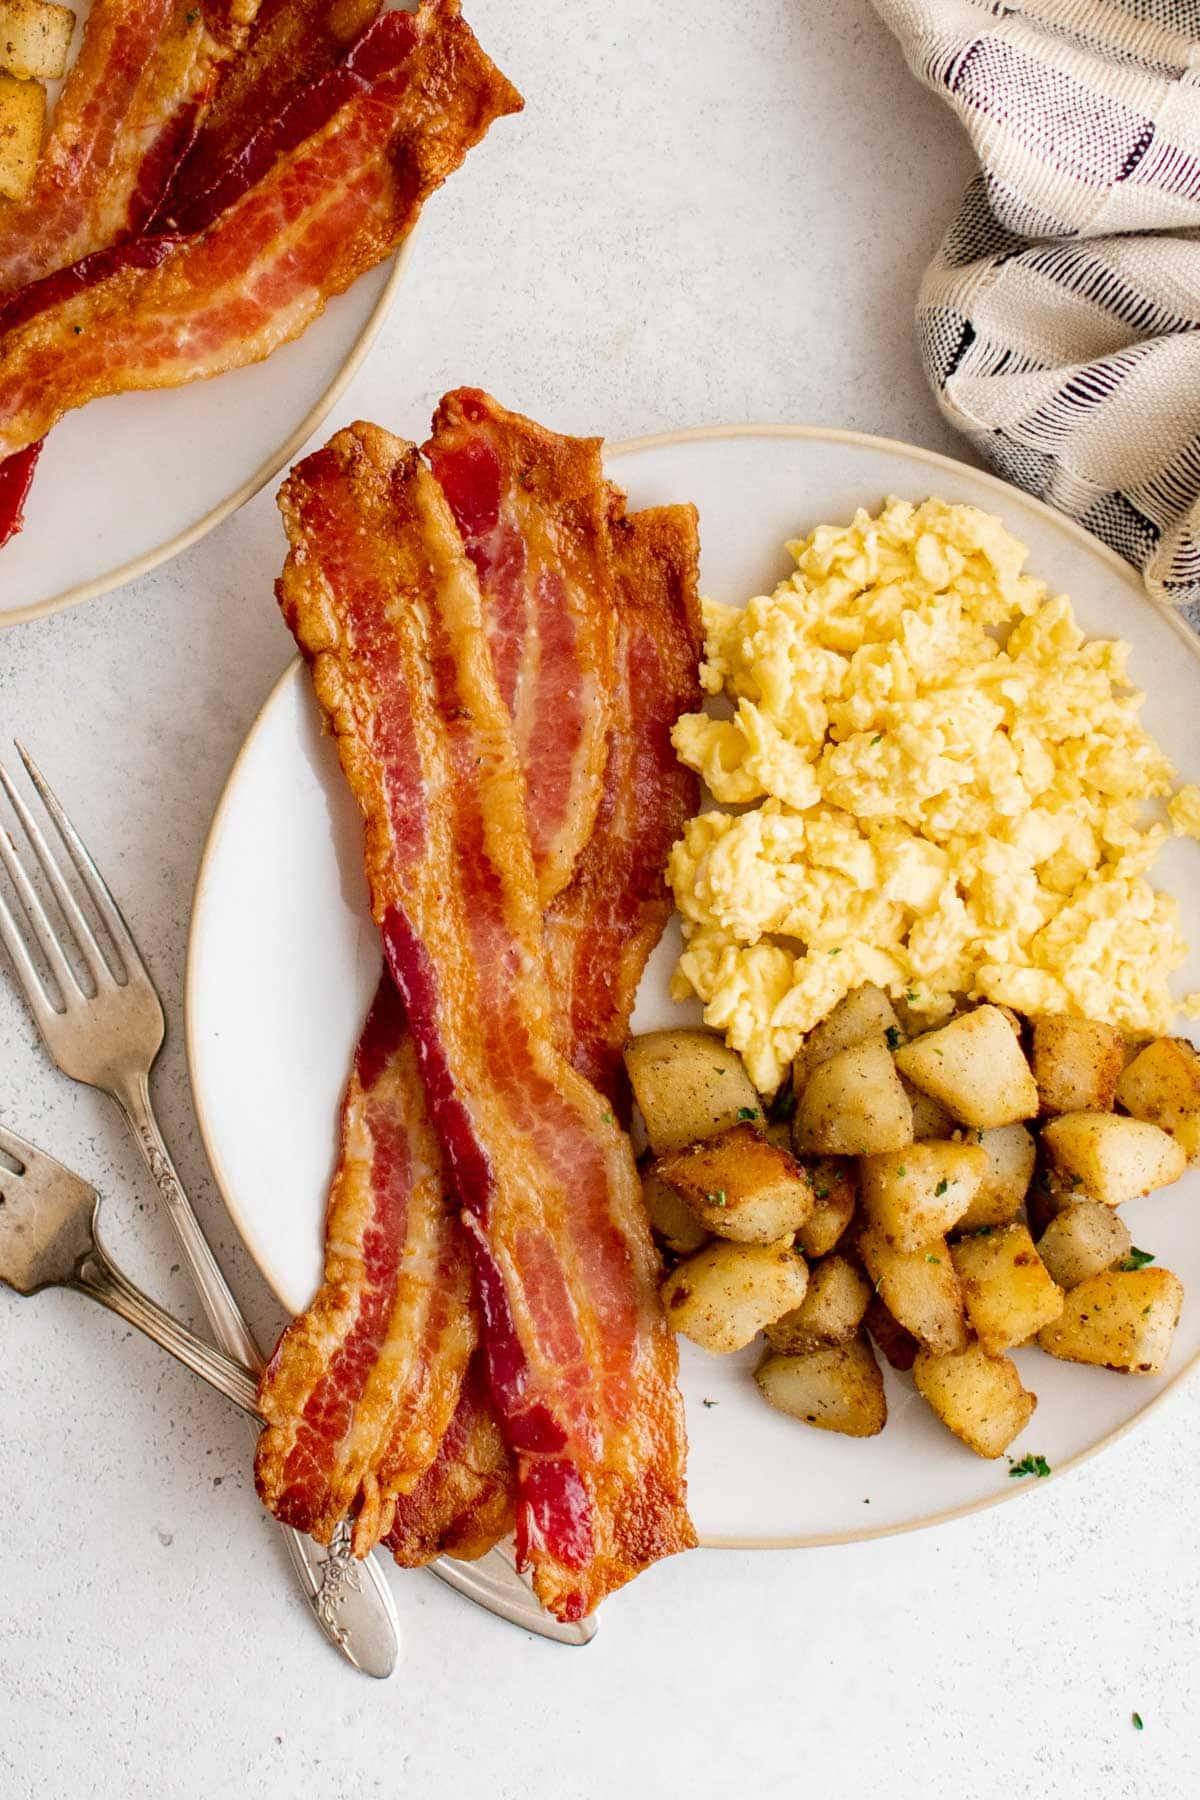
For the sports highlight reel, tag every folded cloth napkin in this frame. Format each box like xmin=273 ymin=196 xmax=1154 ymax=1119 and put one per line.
xmin=873 ymin=0 xmax=1200 ymax=621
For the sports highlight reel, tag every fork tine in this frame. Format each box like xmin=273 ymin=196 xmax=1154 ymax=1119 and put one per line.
xmin=0 ymin=760 xmax=110 ymax=987
xmin=0 ymin=890 xmax=59 ymax=1026
xmin=0 ymin=818 xmax=82 ymax=1003
xmin=14 ymin=742 xmax=147 ymax=980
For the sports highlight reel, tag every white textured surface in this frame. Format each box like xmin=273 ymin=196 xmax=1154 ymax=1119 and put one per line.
xmin=1 ymin=3 xmax=1196 ymax=1796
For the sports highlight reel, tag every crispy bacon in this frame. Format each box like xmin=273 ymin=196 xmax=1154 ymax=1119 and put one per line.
xmin=254 ymin=977 xmax=474 ymax=1548
xmin=427 ymin=389 xmax=616 ymax=905
xmin=0 ymin=2 xmax=522 ymax=459
xmin=276 ymin=423 xmax=695 ymax=1620
xmin=546 ymin=497 xmax=702 ymax=1105
xmin=382 ymin=1351 xmax=515 ymax=1565
xmin=158 ymin=0 xmax=383 ymax=229
xmin=0 ymin=1 xmax=256 ymax=296
xmin=256 ymin=399 xmax=618 ymax=1554
xmin=385 ymin=497 xmax=704 ymax=1569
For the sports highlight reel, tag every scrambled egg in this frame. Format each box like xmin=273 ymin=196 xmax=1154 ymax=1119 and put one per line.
xmin=668 ymin=497 xmax=1200 ymax=1093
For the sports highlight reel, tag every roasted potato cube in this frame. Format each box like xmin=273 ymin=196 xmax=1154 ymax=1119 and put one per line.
xmin=792 ymin=983 xmax=900 ymax=1094
xmin=949 ymin=1223 xmax=1063 ymax=1353
xmin=860 ymin=1139 xmax=987 ymax=1251
xmin=857 ymin=1226 xmax=968 ymax=1355
xmin=902 ymin=1078 xmax=955 ymax=1140
xmin=1115 ymin=1037 xmax=1200 ymax=1162
xmin=656 ymin=1124 xmax=813 ymax=1244
xmin=1040 ymin=1111 xmax=1186 ymax=1206
xmin=794 ymin=1036 xmax=913 ymax=1156
xmin=639 ymin=1164 xmax=708 ymax=1256
xmin=661 ymin=1240 xmax=809 ymax=1354
xmin=765 ymin=1254 xmax=872 ymax=1354
xmin=0 ymin=68 xmax=44 ymax=201
xmin=954 ymin=1123 xmax=1036 ymax=1232
xmin=0 ymin=1 xmax=74 ymax=80
xmin=793 ymin=1157 xmax=857 ymax=1257
xmin=1035 ymin=1201 xmax=1131 ymax=1291
xmin=1030 ymin=1014 xmax=1125 ymax=1115
xmin=625 ymin=1029 xmax=760 ymax=1154
xmin=913 ymin=1343 xmax=1036 ymax=1458
xmin=1038 ymin=1268 xmax=1184 ymax=1374
xmin=894 ymin=1006 xmax=1038 ymax=1128
xmin=864 ymin=1292 xmax=918 ymax=1370
xmin=755 ymin=1335 xmax=886 ymax=1437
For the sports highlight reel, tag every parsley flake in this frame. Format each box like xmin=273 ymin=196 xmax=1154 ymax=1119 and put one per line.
xmin=1132 ymin=1712 xmax=1144 ymax=1732
xmin=924 ymin=1253 xmax=940 ymax=1264
xmin=706 ymin=1190 xmax=727 ymax=1208
xmin=885 ymin=1026 xmax=902 ymax=1050
xmin=1120 ymin=1247 xmax=1155 ymax=1270
xmin=701 ymin=1398 xmax=718 ymax=1409
xmin=737 ymin=1106 xmax=759 ymax=1121
xmin=871 ymin=733 xmax=882 ymax=746
xmin=896 ymin=1165 xmax=907 ymax=1177
xmin=814 ymin=1186 xmax=830 ymax=1201
xmin=934 ymin=1178 xmax=949 ymax=1197
xmin=829 ymin=947 xmax=841 ymax=956
xmin=713 ymin=1064 xmax=728 ymax=1074
xmin=905 ymin=989 xmax=919 ymax=1004
xmin=601 ymin=1111 xmax=614 ymax=1125
xmin=1008 ymin=1454 xmax=1051 ymax=1479
xmin=769 ymin=1086 xmax=798 ymax=1125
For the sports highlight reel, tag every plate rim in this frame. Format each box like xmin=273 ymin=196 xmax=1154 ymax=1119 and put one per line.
xmin=186 ymin=418 xmax=1200 ymax=1551
xmin=0 ymin=239 xmax=413 ymax=631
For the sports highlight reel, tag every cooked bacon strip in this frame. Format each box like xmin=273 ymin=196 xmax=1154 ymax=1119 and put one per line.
xmin=157 ymin=0 xmax=382 ymax=229
xmin=427 ymin=389 xmax=616 ymax=904
xmin=546 ymin=497 xmax=702 ymax=1105
xmin=254 ymin=977 xmax=475 ymax=1547
xmin=0 ymin=442 xmax=42 ymax=550
xmin=385 ymin=498 xmax=704 ymax=1569
xmin=0 ymin=2 xmax=522 ymax=459
xmin=256 ymin=397 xmax=619 ymax=1553
xmin=383 ymin=1351 xmax=515 ymax=1565
xmin=276 ymin=424 xmax=695 ymax=1619
xmin=0 ymin=0 xmax=256 ymax=295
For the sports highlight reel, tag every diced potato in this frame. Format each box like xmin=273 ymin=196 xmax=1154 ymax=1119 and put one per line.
xmin=913 ymin=1343 xmax=1036 ymax=1459
xmin=639 ymin=1164 xmax=708 ymax=1256
xmin=765 ymin=1254 xmax=871 ymax=1354
xmin=949 ymin=1224 xmax=1063 ymax=1354
xmin=1115 ymin=1037 xmax=1200 ymax=1162
xmin=860 ymin=1139 xmax=987 ymax=1251
xmin=625 ymin=1029 xmax=760 ymax=1154
xmin=1038 ymin=1268 xmax=1184 ymax=1374
xmin=894 ymin=1006 xmax=1038 ymax=1129
xmin=1040 ymin=1112 xmax=1186 ymax=1206
xmin=857 ymin=1226 xmax=968 ymax=1355
xmin=792 ymin=983 xmax=900 ymax=1094
xmin=953 ymin=1123 xmax=1036 ymax=1232
xmin=1035 ymin=1201 xmax=1131 ymax=1291
xmin=864 ymin=1293 xmax=917 ymax=1370
xmin=1024 ymin=1152 xmax=1077 ymax=1239
xmin=0 ymin=68 xmax=44 ymax=201
xmin=755 ymin=1335 xmax=886 ymax=1437
xmin=656 ymin=1123 xmax=814 ymax=1245
xmin=902 ymin=1078 xmax=955 ymax=1140
xmin=1031 ymin=1014 xmax=1125 ymax=1115
xmin=661 ymin=1240 xmax=809 ymax=1354
xmin=0 ymin=1 xmax=74 ymax=81
xmin=793 ymin=1036 xmax=913 ymax=1156
xmin=793 ymin=1157 xmax=857 ymax=1258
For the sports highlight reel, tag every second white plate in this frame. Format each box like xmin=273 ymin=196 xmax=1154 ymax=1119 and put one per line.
xmin=187 ymin=424 xmax=1200 ymax=1548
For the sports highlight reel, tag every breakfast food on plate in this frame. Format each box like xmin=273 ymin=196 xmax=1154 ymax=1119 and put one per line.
xmin=667 ymin=497 xmax=1200 ymax=1095
xmin=256 ymin=392 xmax=704 ymax=1619
xmin=0 ymin=1 xmax=73 ymax=201
xmin=628 ymin=986 xmax=1193 ymax=1460
xmin=0 ymin=0 xmax=521 ymax=546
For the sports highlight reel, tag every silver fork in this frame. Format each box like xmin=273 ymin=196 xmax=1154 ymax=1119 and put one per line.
xmin=0 ymin=746 xmax=596 ymax=1650
xmin=0 ymin=744 xmax=400 ymax=1679
xmin=0 ymin=1121 xmax=261 ymax=1417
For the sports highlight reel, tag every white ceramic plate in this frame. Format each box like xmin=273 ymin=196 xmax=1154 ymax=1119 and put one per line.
xmin=188 ymin=425 xmax=1200 ymax=1548
xmin=0 ymin=3 xmax=408 ymax=628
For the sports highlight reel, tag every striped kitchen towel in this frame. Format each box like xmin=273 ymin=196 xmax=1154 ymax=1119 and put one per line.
xmin=873 ymin=0 xmax=1200 ymax=620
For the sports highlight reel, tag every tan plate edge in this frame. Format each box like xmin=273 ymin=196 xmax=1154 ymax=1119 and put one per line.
xmin=185 ymin=419 xmax=1200 ymax=1553
xmin=1 ymin=238 xmax=413 ymax=630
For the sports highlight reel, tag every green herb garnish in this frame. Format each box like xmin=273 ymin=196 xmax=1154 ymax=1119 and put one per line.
xmin=1132 ymin=1713 xmax=1144 ymax=1732
xmin=934 ymin=1178 xmax=949 ymax=1197
xmin=871 ymin=734 xmax=882 ymax=746
xmin=1008 ymin=1454 xmax=1051 ymax=1479
xmin=701 ymin=1398 xmax=718 ymax=1409
xmin=768 ymin=1086 xmax=797 ymax=1125
xmin=1120 ymin=1247 xmax=1155 ymax=1270
xmin=706 ymin=1190 xmax=727 ymax=1208
xmin=814 ymin=1186 xmax=830 ymax=1201
xmin=737 ymin=1106 xmax=759 ymax=1121
xmin=897 ymin=1165 xmax=908 ymax=1177
xmin=924 ymin=1253 xmax=940 ymax=1264
xmin=885 ymin=1026 xmax=902 ymax=1050
xmin=601 ymin=1111 xmax=614 ymax=1125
